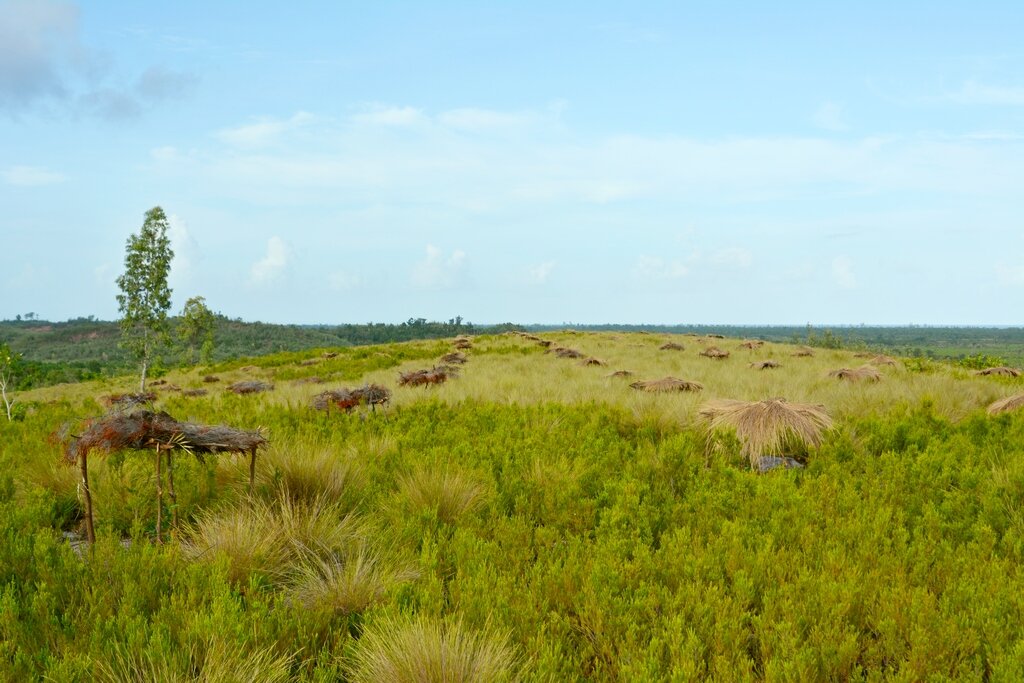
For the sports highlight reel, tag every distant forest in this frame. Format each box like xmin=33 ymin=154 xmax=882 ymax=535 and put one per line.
xmin=3 ymin=317 xmax=1024 ymax=390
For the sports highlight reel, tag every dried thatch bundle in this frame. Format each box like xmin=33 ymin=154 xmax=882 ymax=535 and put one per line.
xmin=440 ymin=351 xmax=468 ymax=365
xmin=750 ymin=360 xmax=781 ymax=370
xmin=828 ymin=366 xmax=882 ymax=383
xmin=699 ymin=398 xmax=833 ymax=469
xmin=537 ymin=340 xmax=554 ymax=348
xmin=630 ymin=377 xmax=704 ymax=393
xmin=313 ymin=384 xmax=392 ymax=412
xmin=659 ymin=342 xmax=686 ymax=351
xmin=792 ymin=346 xmax=814 ymax=357
xmin=988 ymin=394 xmax=1024 ymax=415
xmin=228 ymin=381 xmax=274 ymax=395
xmin=453 ymin=340 xmax=473 ymax=350
xmin=182 ymin=388 xmax=208 ymax=397
xmin=151 ymin=379 xmax=168 ymax=386
xmin=103 ymin=392 xmax=157 ymax=409
xmin=607 ymin=370 xmax=633 ymax=378
xmin=580 ymin=357 xmax=606 ymax=367
xmin=739 ymin=340 xmax=764 ymax=350
xmin=552 ymin=347 xmax=584 ymax=359
xmin=707 ymin=334 xmax=725 ymax=339
xmin=869 ymin=355 xmax=898 ymax=366
xmin=976 ymin=366 xmax=1023 ymax=378
xmin=700 ymin=347 xmax=730 ymax=360
xmin=399 ymin=367 xmax=457 ymax=387
xmin=203 ymin=375 xmax=220 ymax=383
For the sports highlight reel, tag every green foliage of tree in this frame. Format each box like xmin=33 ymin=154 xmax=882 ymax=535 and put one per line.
xmin=0 ymin=342 xmax=20 ymax=421
xmin=116 ymin=207 xmax=174 ymax=391
xmin=177 ymin=296 xmax=215 ymax=366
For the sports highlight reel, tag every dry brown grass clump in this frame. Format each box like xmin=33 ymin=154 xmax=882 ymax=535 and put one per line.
xmin=699 ymin=398 xmax=833 ymax=469
xmin=228 ymin=380 xmax=274 ymax=395
xmin=203 ymin=375 xmax=220 ymax=383
xmin=750 ymin=360 xmax=781 ymax=370
xmin=988 ymin=394 xmax=1024 ymax=415
xmin=607 ymin=370 xmax=634 ymax=378
xmin=453 ymin=336 xmax=473 ymax=350
xmin=700 ymin=347 xmax=730 ymax=360
xmin=739 ymin=340 xmax=764 ymax=350
xmin=399 ymin=367 xmax=457 ymax=387
xmin=551 ymin=347 xmax=584 ymax=359
xmin=580 ymin=357 xmax=606 ymax=367
xmin=869 ymin=355 xmax=898 ymax=366
xmin=828 ymin=366 xmax=882 ymax=383
xmin=976 ymin=366 xmax=1023 ymax=378
xmin=440 ymin=351 xmax=468 ymax=365
xmin=630 ymin=377 xmax=704 ymax=393
xmin=537 ymin=339 xmax=553 ymax=348
xmin=397 ymin=468 xmax=486 ymax=524
xmin=791 ymin=346 xmax=814 ymax=357
xmin=346 ymin=617 xmax=517 ymax=683
xmin=659 ymin=342 xmax=686 ymax=351
xmin=182 ymin=388 xmax=208 ymax=397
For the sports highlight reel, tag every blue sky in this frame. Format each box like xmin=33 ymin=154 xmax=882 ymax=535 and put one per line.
xmin=2 ymin=1 xmax=1023 ymax=325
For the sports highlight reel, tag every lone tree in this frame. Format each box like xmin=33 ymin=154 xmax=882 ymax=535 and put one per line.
xmin=116 ymin=207 xmax=174 ymax=391
xmin=178 ymin=295 xmax=216 ymax=365
xmin=0 ymin=343 xmax=20 ymax=422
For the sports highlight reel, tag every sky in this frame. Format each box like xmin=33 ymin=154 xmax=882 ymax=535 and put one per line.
xmin=2 ymin=1 xmax=1024 ymax=326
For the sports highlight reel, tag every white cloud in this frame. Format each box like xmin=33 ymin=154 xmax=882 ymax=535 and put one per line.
xmin=709 ymin=247 xmax=753 ymax=268
xmin=328 ymin=270 xmax=363 ymax=291
xmin=438 ymin=107 xmax=534 ymax=130
xmin=995 ymin=263 xmax=1024 ymax=286
xmin=2 ymin=165 xmax=66 ymax=186
xmin=946 ymin=81 xmax=1024 ymax=106
xmin=411 ymin=244 xmax=467 ymax=289
xmin=167 ymin=214 xmax=199 ymax=285
xmin=831 ymin=256 xmax=856 ymax=289
xmin=632 ymin=255 xmax=688 ymax=280
xmin=812 ymin=101 xmax=847 ymax=131
xmin=150 ymin=146 xmax=179 ymax=162
xmin=351 ymin=104 xmax=423 ymax=126
xmin=217 ymin=112 xmax=315 ymax=148
xmin=527 ymin=260 xmax=556 ymax=284
xmin=250 ymin=236 xmax=289 ymax=284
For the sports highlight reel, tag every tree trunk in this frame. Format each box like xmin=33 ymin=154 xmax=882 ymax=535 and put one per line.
xmin=166 ymin=449 xmax=178 ymax=531
xmin=140 ymin=357 xmax=149 ymax=393
xmin=154 ymin=445 xmax=162 ymax=543
xmin=80 ymin=452 xmax=95 ymax=544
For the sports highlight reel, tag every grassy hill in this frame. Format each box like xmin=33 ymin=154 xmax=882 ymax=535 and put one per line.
xmin=3 ymin=332 xmax=1024 ymax=679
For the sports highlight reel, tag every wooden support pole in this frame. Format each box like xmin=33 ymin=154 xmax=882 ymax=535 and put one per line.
xmin=80 ymin=451 xmax=95 ymax=544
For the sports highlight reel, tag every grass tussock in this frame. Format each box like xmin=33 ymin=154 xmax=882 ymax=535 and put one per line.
xmin=259 ymin=444 xmax=366 ymax=508
xmin=699 ymin=398 xmax=834 ymax=468
xmin=289 ymin=542 xmax=419 ymax=616
xmin=346 ymin=617 xmax=517 ymax=683
xmin=95 ymin=636 xmax=291 ymax=683
xmin=398 ymin=467 xmax=486 ymax=524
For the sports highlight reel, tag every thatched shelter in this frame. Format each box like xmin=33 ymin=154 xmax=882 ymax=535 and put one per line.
xmin=792 ymin=346 xmax=814 ymax=357
xmin=630 ymin=377 xmax=704 ymax=393
xmin=989 ymin=394 xmax=1024 ymax=415
xmin=698 ymin=398 xmax=833 ymax=470
xmin=607 ymin=370 xmax=633 ymax=378
xmin=976 ymin=367 xmax=1023 ymax=378
xmin=227 ymin=380 xmax=274 ymax=395
xmin=64 ymin=410 xmax=268 ymax=543
xmin=103 ymin=392 xmax=157 ymax=409
xmin=580 ymin=357 xmax=606 ymax=367
xmin=739 ymin=340 xmax=764 ymax=350
xmin=552 ymin=347 xmax=584 ymax=359
xmin=203 ymin=375 xmax=220 ymax=383
xmin=707 ymin=334 xmax=725 ymax=339
xmin=453 ymin=336 xmax=473 ymax=350
xmin=399 ymin=366 xmax=457 ymax=387
xmin=869 ymin=355 xmax=898 ymax=366
xmin=700 ymin=347 xmax=730 ymax=360
xmin=750 ymin=360 xmax=781 ymax=370
xmin=440 ymin=351 xmax=468 ymax=365
xmin=537 ymin=340 xmax=554 ymax=348
xmin=659 ymin=342 xmax=686 ymax=351
xmin=828 ymin=366 xmax=882 ymax=383
xmin=313 ymin=384 xmax=391 ymax=413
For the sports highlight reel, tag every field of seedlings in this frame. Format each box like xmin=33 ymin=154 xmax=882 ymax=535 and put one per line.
xmin=3 ymin=331 xmax=1024 ymax=680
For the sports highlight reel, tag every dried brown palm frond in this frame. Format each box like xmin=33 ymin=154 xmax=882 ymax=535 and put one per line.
xmin=439 ymin=352 xmax=468 ymax=365
xmin=869 ymin=355 xmax=898 ymax=366
xmin=630 ymin=377 xmax=704 ymax=393
xmin=988 ymin=394 xmax=1024 ymax=415
xmin=739 ymin=340 xmax=764 ymax=350
xmin=828 ymin=365 xmax=882 ymax=383
xmin=792 ymin=346 xmax=814 ymax=357
xmin=580 ymin=357 xmax=606 ymax=366
xmin=659 ymin=342 xmax=686 ymax=351
xmin=607 ymin=370 xmax=633 ymax=378
xmin=399 ymin=367 xmax=456 ymax=387
xmin=750 ymin=360 xmax=781 ymax=370
xmin=699 ymin=397 xmax=833 ymax=469
xmin=976 ymin=366 xmax=1023 ymax=378
xmin=228 ymin=380 xmax=274 ymax=395
xmin=700 ymin=346 xmax=730 ymax=360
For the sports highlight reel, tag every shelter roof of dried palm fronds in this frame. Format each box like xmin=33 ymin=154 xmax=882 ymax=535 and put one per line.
xmin=203 ymin=375 xmax=220 ymax=383
xmin=399 ymin=366 xmax=457 ymax=386
xmin=453 ymin=339 xmax=473 ymax=350
xmin=828 ymin=365 xmax=882 ymax=382
xmin=580 ymin=357 xmax=606 ymax=366
xmin=988 ymin=394 xmax=1024 ymax=415
xmin=182 ymin=388 xmax=208 ymax=397
xmin=313 ymin=384 xmax=392 ymax=412
xmin=551 ymin=347 xmax=584 ymax=359
xmin=537 ymin=339 xmax=554 ymax=348
xmin=739 ymin=340 xmax=765 ymax=350
xmin=750 ymin=360 xmax=781 ymax=370
xmin=630 ymin=377 xmax=704 ymax=393
xmin=102 ymin=392 xmax=156 ymax=409
xmin=700 ymin=347 xmax=730 ymax=359
xmin=707 ymin=333 xmax=725 ymax=339
xmin=976 ymin=366 xmax=1023 ymax=378
xmin=440 ymin=351 xmax=468 ymax=365
xmin=869 ymin=355 xmax=898 ymax=366
xmin=699 ymin=398 xmax=833 ymax=463
xmin=227 ymin=380 xmax=274 ymax=395
xmin=607 ymin=370 xmax=633 ymax=378
xmin=792 ymin=346 xmax=814 ymax=357
xmin=65 ymin=409 xmax=267 ymax=464
xmin=659 ymin=342 xmax=686 ymax=351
